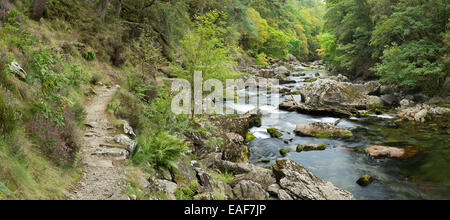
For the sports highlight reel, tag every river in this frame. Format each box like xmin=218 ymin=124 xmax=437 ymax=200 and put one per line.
xmin=226 ymin=64 xmax=450 ymax=200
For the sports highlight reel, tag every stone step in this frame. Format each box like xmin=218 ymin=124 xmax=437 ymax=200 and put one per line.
xmin=92 ymin=148 xmax=128 ymax=157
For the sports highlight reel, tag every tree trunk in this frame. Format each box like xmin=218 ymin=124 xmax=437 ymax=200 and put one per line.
xmin=32 ymin=0 xmax=46 ymax=21
xmin=97 ymin=0 xmax=108 ymax=21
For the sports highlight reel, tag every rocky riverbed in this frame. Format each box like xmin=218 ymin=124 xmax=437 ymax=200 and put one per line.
xmin=141 ymin=59 xmax=449 ymax=200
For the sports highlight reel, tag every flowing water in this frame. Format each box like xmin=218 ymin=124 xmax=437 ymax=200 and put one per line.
xmin=226 ymin=65 xmax=450 ymax=200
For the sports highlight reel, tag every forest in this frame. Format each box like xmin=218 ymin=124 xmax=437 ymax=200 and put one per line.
xmin=0 ymin=0 xmax=448 ymax=201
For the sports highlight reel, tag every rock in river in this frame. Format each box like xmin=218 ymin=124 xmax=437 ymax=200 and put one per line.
xmin=294 ymin=122 xmax=353 ymax=139
xmin=298 ymin=79 xmax=383 ymax=110
xmin=365 ymin=145 xmax=419 ymax=159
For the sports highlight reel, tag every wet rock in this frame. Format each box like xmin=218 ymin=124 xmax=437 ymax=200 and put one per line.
xmin=365 ymin=145 xmax=420 ymax=159
xmin=271 ymin=159 xmax=354 ymax=200
xmin=294 ymin=122 xmax=353 ymax=139
xmin=232 ymin=180 xmax=269 ymax=200
xmin=279 ymin=78 xmax=297 ymax=84
xmin=279 ymin=149 xmax=290 ymax=156
xmin=292 ymin=103 xmax=352 ymax=118
xmin=280 ymin=87 xmax=291 ymax=94
xmin=296 ymin=144 xmax=327 ymax=152
xmin=267 ymin=127 xmax=283 ymax=138
xmin=356 ymin=175 xmax=374 ymax=186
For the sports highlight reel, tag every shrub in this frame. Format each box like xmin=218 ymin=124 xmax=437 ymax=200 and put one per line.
xmin=90 ymin=72 xmax=103 ymax=85
xmin=0 ymin=85 xmax=21 ymax=134
xmin=82 ymin=51 xmax=96 ymax=61
xmin=66 ymin=64 xmax=89 ymax=88
xmin=31 ymin=113 xmax=74 ymax=166
xmin=254 ymin=52 xmax=269 ymax=66
xmin=126 ymin=72 xmax=158 ymax=103
xmin=133 ymin=131 xmax=189 ymax=169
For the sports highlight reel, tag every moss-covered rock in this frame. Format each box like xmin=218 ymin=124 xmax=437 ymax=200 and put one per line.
xmin=297 ymin=144 xmax=327 ymax=152
xmin=246 ymin=132 xmax=256 ymax=142
xmin=294 ymin=122 xmax=353 ymax=139
xmin=267 ymin=127 xmax=283 ymax=138
xmin=279 ymin=149 xmax=290 ymax=156
xmin=356 ymin=175 xmax=374 ymax=186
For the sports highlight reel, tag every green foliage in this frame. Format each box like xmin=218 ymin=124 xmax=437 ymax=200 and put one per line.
xmin=324 ymin=0 xmax=448 ymax=92
xmin=372 ymin=40 xmax=445 ymax=89
xmin=82 ymin=51 xmax=96 ymax=61
xmin=134 ymin=131 xmax=189 ymax=169
xmin=171 ymin=10 xmax=240 ymax=83
xmin=0 ymin=182 xmax=10 ymax=196
xmin=209 ymin=170 xmax=234 ymax=183
xmin=0 ymin=86 xmax=21 ymax=134
xmin=0 ymin=9 xmax=37 ymax=51
xmin=254 ymin=52 xmax=269 ymax=66
xmin=175 ymin=181 xmax=198 ymax=200
xmin=287 ymin=38 xmax=303 ymax=58
xmin=125 ymin=72 xmax=157 ymax=102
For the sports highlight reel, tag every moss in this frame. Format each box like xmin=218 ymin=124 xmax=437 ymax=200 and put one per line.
xmin=437 ymin=103 xmax=450 ymax=108
xmin=246 ymin=132 xmax=256 ymax=142
xmin=296 ymin=145 xmax=303 ymax=152
xmin=356 ymin=175 xmax=374 ymax=187
xmin=318 ymin=144 xmax=327 ymax=150
xmin=279 ymin=149 xmax=290 ymax=156
xmin=243 ymin=145 xmax=250 ymax=162
xmin=254 ymin=119 xmax=262 ymax=127
xmin=275 ymin=159 xmax=287 ymax=167
xmin=366 ymin=104 xmax=383 ymax=110
xmin=312 ymin=131 xmax=352 ymax=139
xmin=267 ymin=128 xmax=283 ymax=138
xmin=312 ymin=133 xmax=332 ymax=138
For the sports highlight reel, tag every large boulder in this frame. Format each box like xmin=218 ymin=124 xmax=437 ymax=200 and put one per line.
xmin=274 ymin=66 xmax=290 ymax=76
xmin=294 ymin=122 xmax=353 ymax=139
xmin=298 ymin=79 xmax=383 ymax=109
xmin=272 ymin=159 xmax=354 ymax=200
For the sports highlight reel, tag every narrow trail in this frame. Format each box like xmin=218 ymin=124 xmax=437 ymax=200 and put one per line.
xmin=69 ymin=85 xmax=129 ymax=200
